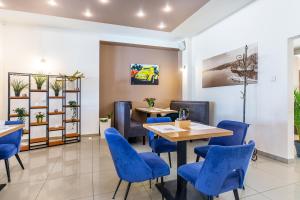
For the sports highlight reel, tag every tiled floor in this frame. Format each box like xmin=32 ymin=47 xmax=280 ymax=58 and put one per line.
xmin=0 ymin=136 xmax=300 ymax=200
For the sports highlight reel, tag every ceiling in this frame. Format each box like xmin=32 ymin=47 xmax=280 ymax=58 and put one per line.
xmin=0 ymin=0 xmax=209 ymax=32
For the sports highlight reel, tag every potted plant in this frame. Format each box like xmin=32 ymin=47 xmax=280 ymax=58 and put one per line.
xmin=11 ymin=79 xmax=28 ymax=97
xmin=35 ymin=112 xmax=45 ymax=123
xmin=68 ymin=100 xmax=78 ymax=128
xmin=294 ymin=89 xmax=300 ymax=157
xmin=100 ymin=112 xmax=113 ymax=138
xmin=33 ymin=75 xmax=47 ymax=90
xmin=60 ymin=70 xmax=85 ymax=90
xmin=144 ymin=97 xmax=156 ymax=108
xmin=13 ymin=107 xmax=27 ymax=123
xmin=175 ymin=108 xmax=190 ymax=128
xmin=50 ymin=80 xmax=62 ymax=96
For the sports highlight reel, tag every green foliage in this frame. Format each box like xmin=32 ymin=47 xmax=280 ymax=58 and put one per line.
xmin=33 ymin=75 xmax=47 ymax=90
xmin=68 ymin=100 xmax=78 ymax=127
xmin=295 ymin=89 xmax=300 ymax=138
xmin=144 ymin=97 xmax=156 ymax=107
xmin=35 ymin=112 xmax=45 ymax=123
xmin=50 ymin=80 xmax=62 ymax=96
xmin=11 ymin=79 xmax=28 ymax=96
xmin=14 ymin=107 xmax=27 ymax=122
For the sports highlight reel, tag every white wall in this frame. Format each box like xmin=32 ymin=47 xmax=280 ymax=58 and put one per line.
xmin=182 ymin=0 xmax=300 ymax=160
xmin=0 ymin=20 xmax=179 ymax=135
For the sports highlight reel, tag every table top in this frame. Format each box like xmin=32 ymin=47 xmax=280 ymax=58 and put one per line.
xmin=143 ymin=122 xmax=233 ymax=142
xmin=0 ymin=124 xmax=25 ymax=138
xmin=136 ymin=107 xmax=177 ymax=115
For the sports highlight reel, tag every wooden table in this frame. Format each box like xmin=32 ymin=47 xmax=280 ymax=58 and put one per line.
xmin=143 ymin=122 xmax=233 ymax=200
xmin=136 ymin=107 xmax=177 ymax=117
xmin=0 ymin=124 xmax=24 ymax=191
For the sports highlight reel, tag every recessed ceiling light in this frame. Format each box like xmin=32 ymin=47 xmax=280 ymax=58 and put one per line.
xmin=163 ymin=3 xmax=172 ymax=13
xmin=83 ymin=9 xmax=93 ymax=18
xmin=99 ymin=0 xmax=110 ymax=4
xmin=47 ymin=0 xmax=58 ymax=7
xmin=158 ymin=22 xmax=166 ymax=29
xmin=136 ymin=9 xmax=145 ymax=18
xmin=0 ymin=1 xmax=5 ymax=8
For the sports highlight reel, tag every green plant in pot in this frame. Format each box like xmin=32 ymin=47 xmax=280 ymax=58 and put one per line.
xmin=294 ymin=89 xmax=300 ymax=157
xmin=50 ymin=80 xmax=62 ymax=96
xmin=35 ymin=112 xmax=45 ymax=124
xmin=68 ymin=100 xmax=77 ymax=128
xmin=33 ymin=75 xmax=47 ymax=90
xmin=144 ymin=97 xmax=156 ymax=108
xmin=11 ymin=79 xmax=28 ymax=97
xmin=13 ymin=107 xmax=27 ymax=123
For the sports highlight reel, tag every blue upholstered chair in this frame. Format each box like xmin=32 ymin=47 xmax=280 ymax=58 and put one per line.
xmin=194 ymin=120 xmax=249 ymax=162
xmin=179 ymin=141 xmax=255 ymax=200
xmin=105 ymin=128 xmax=170 ymax=200
xmin=0 ymin=120 xmax=25 ymax=182
xmin=147 ymin=117 xmax=177 ymax=167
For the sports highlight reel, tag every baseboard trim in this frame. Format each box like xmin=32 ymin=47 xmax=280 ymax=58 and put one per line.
xmin=81 ymin=133 xmax=100 ymax=137
xmin=257 ymin=150 xmax=294 ymax=164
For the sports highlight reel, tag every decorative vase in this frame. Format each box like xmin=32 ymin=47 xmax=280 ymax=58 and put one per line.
xmin=37 ymin=86 xmax=42 ymax=90
xmin=15 ymin=90 xmax=20 ymax=97
xmin=295 ymin=141 xmax=300 ymax=157
xmin=55 ymin=91 xmax=59 ymax=96
xmin=100 ymin=118 xmax=111 ymax=139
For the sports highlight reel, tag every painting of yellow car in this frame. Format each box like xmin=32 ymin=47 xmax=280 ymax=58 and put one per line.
xmin=131 ymin=64 xmax=159 ymax=85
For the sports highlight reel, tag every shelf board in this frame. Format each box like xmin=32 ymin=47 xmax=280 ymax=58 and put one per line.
xmin=66 ymin=133 xmax=80 ymax=138
xmin=49 ymin=140 xmax=64 ymax=146
xmin=49 ymin=96 xmax=65 ymax=99
xmin=64 ymin=119 xmax=80 ymax=123
xmin=49 ymin=111 xmax=65 ymax=115
xmin=9 ymin=113 xmax=29 ymax=117
xmin=30 ymin=137 xmax=47 ymax=144
xmin=30 ymin=122 xmax=48 ymax=126
xmin=30 ymin=89 xmax=48 ymax=92
xmin=20 ymin=145 xmax=29 ymax=151
xmin=64 ymin=90 xmax=80 ymax=93
xmin=30 ymin=106 xmax=48 ymax=109
xmin=49 ymin=126 xmax=65 ymax=131
xmin=9 ymin=96 xmax=29 ymax=99
xmin=63 ymin=105 xmax=80 ymax=108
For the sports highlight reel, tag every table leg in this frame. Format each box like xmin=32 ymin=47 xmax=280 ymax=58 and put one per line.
xmin=0 ymin=184 xmax=6 ymax=191
xmin=177 ymin=141 xmax=187 ymax=191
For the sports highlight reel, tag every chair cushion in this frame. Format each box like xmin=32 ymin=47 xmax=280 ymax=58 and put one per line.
xmin=178 ymin=162 xmax=204 ymax=185
xmin=151 ymin=138 xmax=177 ymax=153
xmin=194 ymin=145 xmax=218 ymax=159
xmin=0 ymin=144 xmax=17 ymax=159
xmin=139 ymin=152 xmax=170 ymax=178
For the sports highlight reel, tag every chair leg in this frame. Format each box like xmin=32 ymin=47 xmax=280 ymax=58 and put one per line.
xmin=112 ymin=179 xmax=122 ymax=199
xmin=208 ymin=196 xmax=214 ymax=200
xmin=149 ymin=179 xmax=152 ymax=189
xmin=124 ymin=182 xmax=132 ymax=200
xmin=196 ymin=155 xmax=200 ymax=162
xmin=161 ymin=176 xmax=164 ymax=184
xmin=168 ymin=152 xmax=172 ymax=168
xmin=15 ymin=154 xmax=24 ymax=170
xmin=242 ymin=186 xmax=245 ymax=190
xmin=4 ymin=159 xmax=11 ymax=182
xmin=233 ymin=189 xmax=240 ymax=200
xmin=143 ymin=136 xmax=146 ymax=145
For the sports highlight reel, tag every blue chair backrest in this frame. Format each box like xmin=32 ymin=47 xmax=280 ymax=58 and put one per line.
xmin=0 ymin=120 xmax=23 ymax=151
xmin=196 ymin=141 xmax=255 ymax=196
xmin=146 ymin=117 xmax=172 ymax=145
xmin=209 ymin=120 xmax=249 ymax=146
xmin=105 ymin=128 xmax=152 ymax=182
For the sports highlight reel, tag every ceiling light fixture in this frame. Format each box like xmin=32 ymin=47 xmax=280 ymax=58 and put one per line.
xmin=0 ymin=1 xmax=5 ymax=8
xmin=83 ymin=9 xmax=93 ymax=18
xmin=163 ymin=3 xmax=172 ymax=13
xmin=158 ymin=22 xmax=166 ymax=29
xmin=136 ymin=9 xmax=145 ymax=18
xmin=47 ymin=0 xmax=58 ymax=7
xmin=99 ymin=0 xmax=110 ymax=4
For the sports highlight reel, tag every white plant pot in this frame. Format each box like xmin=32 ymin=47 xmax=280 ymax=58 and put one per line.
xmin=67 ymin=81 xmax=76 ymax=90
xmin=100 ymin=118 xmax=111 ymax=139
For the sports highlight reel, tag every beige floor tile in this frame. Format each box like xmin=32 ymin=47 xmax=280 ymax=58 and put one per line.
xmin=262 ymin=182 xmax=300 ymax=200
xmin=0 ymin=181 xmax=44 ymax=200
xmin=36 ymin=173 xmax=93 ymax=200
xmin=242 ymin=194 xmax=270 ymax=200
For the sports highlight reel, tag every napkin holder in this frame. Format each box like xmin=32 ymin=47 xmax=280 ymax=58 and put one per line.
xmin=175 ymin=120 xmax=191 ymax=129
